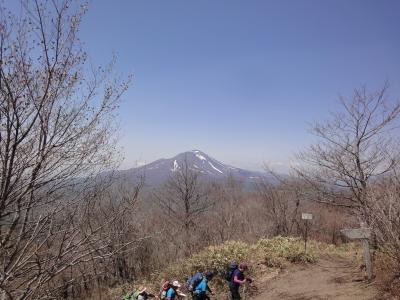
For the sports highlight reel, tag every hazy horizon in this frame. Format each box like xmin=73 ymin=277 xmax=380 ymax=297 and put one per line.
xmin=121 ymin=148 xmax=291 ymax=172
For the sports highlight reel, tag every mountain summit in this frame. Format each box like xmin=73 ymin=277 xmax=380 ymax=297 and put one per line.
xmin=123 ymin=150 xmax=263 ymax=186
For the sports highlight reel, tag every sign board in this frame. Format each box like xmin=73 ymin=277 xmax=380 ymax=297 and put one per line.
xmin=301 ymin=213 xmax=313 ymax=220
xmin=341 ymin=228 xmax=371 ymax=240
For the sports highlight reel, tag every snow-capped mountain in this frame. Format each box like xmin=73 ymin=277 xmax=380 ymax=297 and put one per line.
xmin=122 ymin=150 xmax=264 ymax=186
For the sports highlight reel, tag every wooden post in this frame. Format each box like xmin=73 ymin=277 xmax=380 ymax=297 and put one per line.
xmin=361 ymin=238 xmax=372 ymax=280
xmin=341 ymin=227 xmax=372 ymax=280
xmin=302 ymin=213 xmax=312 ymax=254
xmin=304 ymin=219 xmax=308 ymax=253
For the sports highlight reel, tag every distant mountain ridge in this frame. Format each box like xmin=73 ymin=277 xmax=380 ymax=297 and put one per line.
xmin=120 ymin=150 xmax=265 ymax=186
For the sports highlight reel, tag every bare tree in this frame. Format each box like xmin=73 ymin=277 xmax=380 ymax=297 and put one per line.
xmin=153 ymin=157 xmax=212 ymax=256
xmin=207 ymin=175 xmax=244 ymax=242
xmin=256 ymin=177 xmax=301 ymax=237
xmin=0 ymin=1 xmax=134 ymax=299
xmin=296 ymin=83 xmax=400 ymax=226
xmin=370 ymin=170 xmax=400 ymax=270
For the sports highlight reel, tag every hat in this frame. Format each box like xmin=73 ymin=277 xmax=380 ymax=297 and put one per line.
xmin=172 ymin=281 xmax=181 ymax=288
xmin=137 ymin=286 xmax=147 ymax=294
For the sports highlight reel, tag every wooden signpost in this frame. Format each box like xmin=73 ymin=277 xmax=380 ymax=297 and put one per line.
xmin=302 ymin=213 xmax=313 ymax=253
xmin=341 ymin=226 xmax=372 ymax=280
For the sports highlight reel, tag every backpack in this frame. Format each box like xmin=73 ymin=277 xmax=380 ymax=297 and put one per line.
xmin=186 ymin=272 xmax=203 ymax=292
xmin=224 ymin=262 xmax=238 ymax=282
xmin=159 ymin=281 xmax=170 ymax=300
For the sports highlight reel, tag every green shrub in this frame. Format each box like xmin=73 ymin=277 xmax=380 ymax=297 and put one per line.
xmin=254 ymin=236 xmax=316 ymax=267
xmin=155 ymin=241 xmax=250 ymax=288
xmin=155 ymin=237 xmax=318 ymax=289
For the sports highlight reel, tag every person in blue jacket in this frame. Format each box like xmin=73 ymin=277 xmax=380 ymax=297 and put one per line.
xmin=193 ymin=272 xmax=214 ymax=300
xmin=166 ymin=281 xmax=186 ymax=300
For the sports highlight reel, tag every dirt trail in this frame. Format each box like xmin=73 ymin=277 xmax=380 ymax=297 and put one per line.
xmin=251 ymin=255 xmax=379 ymax=300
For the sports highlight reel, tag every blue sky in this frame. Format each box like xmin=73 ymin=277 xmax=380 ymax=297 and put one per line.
xmin=77 ymin=0 xmax=400 ymax=169
xmin=55 ymin=1 xmax=400 ymax=170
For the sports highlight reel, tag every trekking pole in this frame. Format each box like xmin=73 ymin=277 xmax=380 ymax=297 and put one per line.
xmin=242 ymin=283 xmax=247 ymax=300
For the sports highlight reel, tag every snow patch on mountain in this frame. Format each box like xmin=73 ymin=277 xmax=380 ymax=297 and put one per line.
xmin=208 ymin=161 xmax=223 ymax=174
xmin=195 ymin=153 xmax=207 ymax=161
xmin=171 ymin=160 xmax=179 ymax=172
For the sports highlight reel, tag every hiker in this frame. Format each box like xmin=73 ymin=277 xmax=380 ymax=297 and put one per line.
xmin=193 ymin=271 xmax=214 ymax=300
xmin=160 ymin=281 xmax=171 ymax=300
xmin=165 ymin=281 xmax=187 ymax=300
xmin=186 ymin=271 xmax=204 ymax=299
xmin=229 ymin=263 xmax=251 ymax=300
